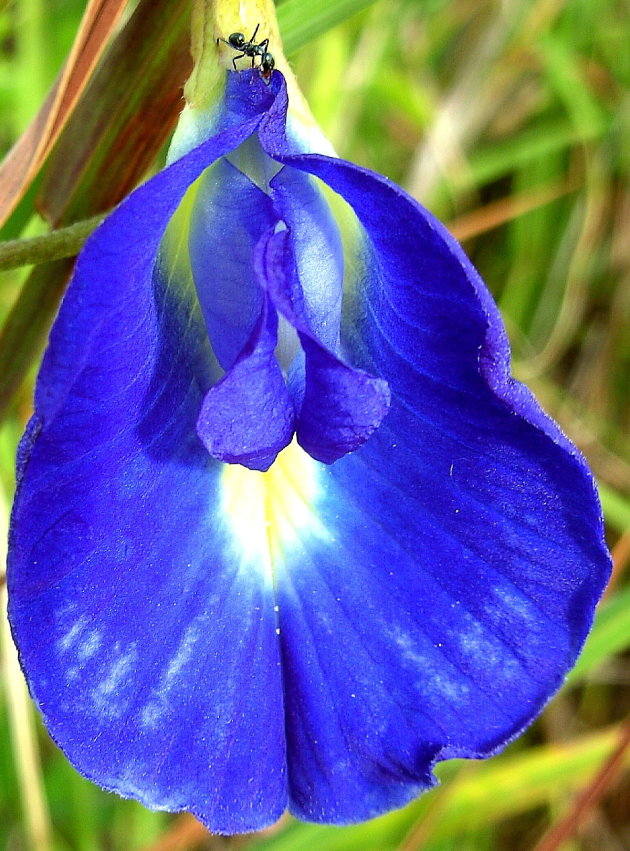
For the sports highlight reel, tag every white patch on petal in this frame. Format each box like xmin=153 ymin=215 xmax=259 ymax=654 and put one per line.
xmin=77 ymin=629 xmax=102 ymax=662
xmin=57 ymin=617 xmax=87 ymax=652
xmin=90 ymin=641 xmax=139 ymax=719
xmin=393 ymin=630 xmax=471 ymax=705
xmin=486 ymin=585 xmax=533 ymax=620
xmin=65 ymin=667 xmax=79 ymax=683
xmin=453 ymin=616 xmax=522 ymax=684
xmin=220 ymin=438 xmax=330 ymax=583
xmin=139 ymin=621 xmax=204 ymax=730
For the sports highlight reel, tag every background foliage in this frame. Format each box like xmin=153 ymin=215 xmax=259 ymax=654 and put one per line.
xmin=1 ymin=0 xmax=629 ymax=849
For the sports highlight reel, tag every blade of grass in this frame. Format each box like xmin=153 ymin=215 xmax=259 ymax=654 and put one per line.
xmin=1 ymin=506 xmax=52 ymax=851
xmin=0 ymin=258 xmax=75 ymax=418
xmin=608 ymin=529 xmax=630 ymax=593
xmin=532 ymin=718 xmax=630 ymax=851
xmin=37 ymin=0 xmax=192 ymax=225
xmin=414 ymin=727 xmax=630 ymax=847
xmin=565 ymin=585 xmax=630 ymax=685
xmin=14 ymin=0 xmax=47 ymax=137
xmin=407 ymin=0 xmax=528 ymax=202
xmin=0 ymin=0 xmax=129 ymax=228
xmin=253 ymin=727 xmax=629 ymax=851
xmin=396 ymin=764 xmax=478 ymax=851
xmin=278 ymin=0 xmax=381 ymax=53
xmin=137 ymin=814 xmax=208 ymax=851
xmin=0 ymin=0 xmax=193 ymax=421
xmin=0 ymin=172 xmax=43 ymax=243
xmin=535 ymin=32 xmax=608 ymax=138
xmin=468 ymin=117 xmax=610 ymax=192
xmin=447 ymin=178 xmax=580 ymax=243
xmin=1 ymin=612 xmax=52 ymax=851
xmin=598 ymin=482 xmax=630 ymax=535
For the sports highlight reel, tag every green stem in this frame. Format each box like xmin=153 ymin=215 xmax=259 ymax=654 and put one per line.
xmin=0 ymin=213 xmax=107 ymax=271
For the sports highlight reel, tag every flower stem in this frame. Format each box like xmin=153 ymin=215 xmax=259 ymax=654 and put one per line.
xmin=0 ymin=213 xmax=106 ymax=271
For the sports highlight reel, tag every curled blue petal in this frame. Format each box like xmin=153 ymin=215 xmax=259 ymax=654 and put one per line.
xmin=189 ymin=158 xmax=273 ymax=371
xmin=196 ymin=292 xmax=295 ymax=470
xmin=270 ymin=166 xmax=344 ymax=352
xmin=257 ymin=226 xmax=390 ymax=463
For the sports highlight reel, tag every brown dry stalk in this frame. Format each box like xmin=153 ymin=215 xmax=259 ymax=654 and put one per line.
xmin=447 ymin=179 xmax=580 ymax=243
xmin=139 ymin=815 xmax=210 ymax=851
xmin=604 ymin=528 xmax=630 ymax=598
xmin=0 ymin=0 xmax=128 ymax=227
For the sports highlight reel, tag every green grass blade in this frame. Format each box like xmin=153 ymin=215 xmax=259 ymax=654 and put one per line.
xmin=421 ymin=727 xmax=627 ymax=843
xmin=598 ymin=482 xmax=630 ymax=534
xmin=278 ymin=0 xmax=381 ymax=53
xmin=253 ymin=728 xmax=628 ymax=850
xmin=567 ymin=586 xmax=630 ymax=684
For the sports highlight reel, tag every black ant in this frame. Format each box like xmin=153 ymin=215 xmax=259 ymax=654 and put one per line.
xmin=217 ymin=24 xmax=275 ymax=82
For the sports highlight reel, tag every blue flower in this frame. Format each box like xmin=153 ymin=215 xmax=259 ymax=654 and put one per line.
xmin=8 ymin=69 xmax=610 ymax=834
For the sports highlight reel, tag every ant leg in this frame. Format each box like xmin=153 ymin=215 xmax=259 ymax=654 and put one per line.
xmin=232 ymin=51 xmax=246 ymax=71
xmin=249 ymin=22 xmax=260 ymax=42
xmin=259 ymin=38 xmax=269 ymax=51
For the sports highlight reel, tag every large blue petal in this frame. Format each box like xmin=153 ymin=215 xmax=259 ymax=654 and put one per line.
xmin=254 ymin=80 xmax=611 ymax=821
xmin=8 ymin=107 xmax=288 ymax=832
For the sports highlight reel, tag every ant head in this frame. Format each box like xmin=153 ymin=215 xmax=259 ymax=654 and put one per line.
xmin=228 ymin=32 xmax=246 ymax=48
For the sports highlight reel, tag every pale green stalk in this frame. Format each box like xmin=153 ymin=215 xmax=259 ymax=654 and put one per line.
xmin=0 ymin=213 xmax=106 ymax=271
xmin=1 ymin=497 xmax=52 ymax=851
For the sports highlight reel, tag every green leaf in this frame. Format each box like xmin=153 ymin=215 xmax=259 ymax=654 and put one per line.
xmin=0 ymin=0 xmax=193 ymax=420
xmin=0 ymin=258 xmax=74 ymax=418
xmin=567 ymin=586 xmax=630 ymax=684
xmin=598 ymin=482 xmax=630 ymax=534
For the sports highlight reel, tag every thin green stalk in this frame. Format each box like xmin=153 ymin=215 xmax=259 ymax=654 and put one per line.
xmin=0 ymin=213 xmax=106 ymax=271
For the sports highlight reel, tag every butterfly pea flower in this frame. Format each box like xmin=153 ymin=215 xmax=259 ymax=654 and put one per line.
xmin=8 ymin=0 xmax=611 ymax=836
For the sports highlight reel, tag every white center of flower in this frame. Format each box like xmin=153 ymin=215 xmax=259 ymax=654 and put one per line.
xmin=219 ymin=438 xmax=329 ymax=583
